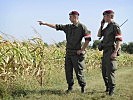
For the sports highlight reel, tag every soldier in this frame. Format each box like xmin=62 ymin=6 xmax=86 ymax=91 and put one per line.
xmin=38 ymin=11 xmax=91 ymax=93
xmin=97 ymin=10 xmax=122 ymax=96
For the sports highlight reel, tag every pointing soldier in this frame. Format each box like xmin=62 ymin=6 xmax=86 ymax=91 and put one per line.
xmin=38 ymin=11 xmax=91 ymax=93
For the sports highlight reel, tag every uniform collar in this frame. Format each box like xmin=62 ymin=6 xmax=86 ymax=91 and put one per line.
xmin=107 ymin=21 xmax=114 ymax=27
xmin=72 ymin=22 xmax=80 ymax=27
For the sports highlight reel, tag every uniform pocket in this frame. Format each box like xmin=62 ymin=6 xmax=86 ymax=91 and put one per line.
xmin=77 ymin=54 xmax=85 ymax=70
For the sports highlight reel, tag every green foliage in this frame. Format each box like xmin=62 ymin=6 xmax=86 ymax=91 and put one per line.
xmin=127 ymin=42 xmax=133 ymax=54
xmin=0 ymin=38 xmax=133 ymax=85
xmin=121 ymin=42 xmax=133 ymax=54
xmin=121 ymin=43 xmax=128 ymax=52
xmin=92 ymin=40 xmax=101 ymax=50
xmin=0 ymin=37 xmax=133 ymax=99
xmin=56 ymin=40 xmax=66 ymax=47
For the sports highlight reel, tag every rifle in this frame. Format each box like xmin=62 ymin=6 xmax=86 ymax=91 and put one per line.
xmin=120 ymin=19 xmax=128 ymax=27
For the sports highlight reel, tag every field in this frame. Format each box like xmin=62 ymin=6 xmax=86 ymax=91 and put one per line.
xmin=1 ymin=66 xmax=133 ymax=100
xmin=0 ymin=38 xmax=133 ymax=100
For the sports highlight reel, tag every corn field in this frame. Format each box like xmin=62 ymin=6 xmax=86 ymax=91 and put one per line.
xmin=0 ymin=35 xmax=133 ymax=87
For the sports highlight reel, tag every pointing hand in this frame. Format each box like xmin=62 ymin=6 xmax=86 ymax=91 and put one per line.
xmin=38 ymin=21 xmax=44 ymax=25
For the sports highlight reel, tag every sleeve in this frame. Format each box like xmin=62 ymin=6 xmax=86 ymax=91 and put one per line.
xmin=56 ymin=24 xmax=66 ymax=31
xmin=114 ymin=25 xmax=122 ymax=41
xmin=83 ymin=25 xmax=91 ymax=41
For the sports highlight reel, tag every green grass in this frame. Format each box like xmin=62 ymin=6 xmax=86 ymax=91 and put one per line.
xmin=1 ymin=66 xmax=133 ymax=100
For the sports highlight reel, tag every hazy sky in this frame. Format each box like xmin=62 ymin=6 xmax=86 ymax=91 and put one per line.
xmin=0 ymin=0 xmax=132 ymax=44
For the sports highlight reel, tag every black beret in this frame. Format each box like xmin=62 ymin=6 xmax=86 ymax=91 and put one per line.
xmin=103 ymin=10 xmax=114 ymax=15
xmin=69 ymin=11 xmax=79 ymax=16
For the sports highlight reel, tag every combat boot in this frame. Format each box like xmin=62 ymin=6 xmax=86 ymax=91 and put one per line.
xmin=105 ymin=87 xmax=109 ymax=92
xmin=109 ymin=87 xmax=114 ymax=96
xmin=66 ymin=86 xmax=73 ymax=93
xmin=81 ymin=86 xmax=85 ymax=93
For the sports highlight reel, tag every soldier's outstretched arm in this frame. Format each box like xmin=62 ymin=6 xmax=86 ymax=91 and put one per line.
xmin=38 ymin=21 xmax=56 ymax=29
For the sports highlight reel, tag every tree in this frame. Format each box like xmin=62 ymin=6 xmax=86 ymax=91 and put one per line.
xmin=127 ymin=42 xmax=133 ymax=54
xmin=56 ymin=40 xmax=66 ymax=47
xmin=92 ymin=40 xmax=101 ymax=50
xmin=121 ymin=43 xmax=128 ymax=52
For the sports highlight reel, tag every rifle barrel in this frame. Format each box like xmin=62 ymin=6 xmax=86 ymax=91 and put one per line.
xmin=120 ymin=19 xmax=128 ymax=27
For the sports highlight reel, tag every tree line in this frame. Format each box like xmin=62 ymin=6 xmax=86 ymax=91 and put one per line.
xmin=92 ymin=40 xmax=133 ymax=54
xmin=49 ymin=40 xmax=133 ymax=54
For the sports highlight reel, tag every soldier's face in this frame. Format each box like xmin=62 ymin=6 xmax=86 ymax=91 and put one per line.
xmin=103 ymin=14 xmax=112 ymax=22
xmin=69 ymin=15 xmax=78 ymax=23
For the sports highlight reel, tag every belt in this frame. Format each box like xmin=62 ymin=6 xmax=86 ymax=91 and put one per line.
xmin=66 ymin=49 xmax=77 ymax=52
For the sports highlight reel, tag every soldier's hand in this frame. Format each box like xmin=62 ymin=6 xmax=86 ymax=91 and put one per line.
xmin=77 ymin=50 xmax=85 ymax=55
xmin=101 ymin=19 xmax=105 ymax=28
xmin=38 ymin=21 xmax=45 ymax=25
xmin=111 ymin=52 xmax=117 ymax=59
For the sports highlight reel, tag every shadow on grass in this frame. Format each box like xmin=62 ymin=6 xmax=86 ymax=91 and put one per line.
xmin=38 ymin=89 xmax=66 ymax=95
xmin=1 ymin=88 xmax=108 ymax=100
xmin=11 ymin=89 xmax=105 ymax=96
xmin=11 ymin=89 xmax=66 ymax=98
xmin=86 ymin=89 xmax=104 ymax=95
xmin=87 ymin=89 xmax=107 ymax=98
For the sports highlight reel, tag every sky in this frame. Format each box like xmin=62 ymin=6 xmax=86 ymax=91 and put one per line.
xmin=0 ymin=0 xmax=132 ymax=44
